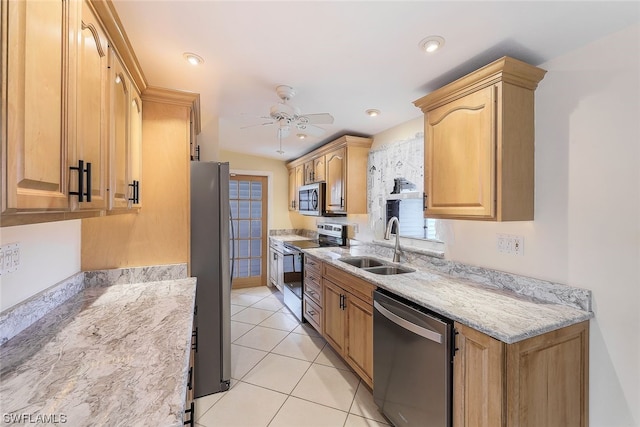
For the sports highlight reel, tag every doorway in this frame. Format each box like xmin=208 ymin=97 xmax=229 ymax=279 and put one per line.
xmin=229 ymin=175 xmax=268 ymax=289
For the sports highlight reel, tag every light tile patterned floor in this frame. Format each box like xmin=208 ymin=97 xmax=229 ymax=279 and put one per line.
xmin=194 ymin=286 xmax=390 ymax=427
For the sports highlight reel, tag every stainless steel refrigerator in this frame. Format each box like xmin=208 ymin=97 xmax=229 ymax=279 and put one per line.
xmin=190 ymin=161 xmax=231 ymax=397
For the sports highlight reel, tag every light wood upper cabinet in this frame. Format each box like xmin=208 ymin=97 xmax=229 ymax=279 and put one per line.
xmin=414 ymin=56 xmax=546 ymax=221
xmin=287 ymin=165 xmax=304 ymax=211
xmin=2 ymin=0 xmax=69 ymax=213
xmin=74 ymin=0 xmax=109 ymax=210
xmin=129 ymin=86 xmax=143 ymax=207
xmin=109 ymin=50 xmax=129 ymax=210
xmin=2 ymin=0 xmax=146 ymax=225
xmin=453 ymin=321 xmax=589 ymax=427
xmin=325 ymin=147 xmax=345 ymax=212
xmin=287 ymin=135 xmax=372 ymax=215
xmin=304 ymin=155 xmax=325 ymax=184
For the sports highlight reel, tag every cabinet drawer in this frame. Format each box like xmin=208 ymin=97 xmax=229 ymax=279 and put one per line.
xmin=304 ymin=269 xmax=322 ymax=306
xmin=304 ymin=255 xmax=321 ymax=274
xmin=323 ymin=263 xmax=375 ymax=304
xmin=303 ymin=296 xmax=323 ymax=334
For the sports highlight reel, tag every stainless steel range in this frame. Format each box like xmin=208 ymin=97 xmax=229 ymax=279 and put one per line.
xmin=280 ymin=223 xmax=347 ymax=321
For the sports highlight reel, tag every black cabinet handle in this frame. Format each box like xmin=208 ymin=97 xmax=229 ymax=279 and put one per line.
xmin=187 ymin=367 xmax=193 ymax=391
xmin=192 ymin=328 xmax=198 ymax=352
xmin=191 ymin=145 xmax=201 ymax=161
xmin=128 ymin=180 xmax=140 ymax=204
xmin=69 ymin=160 xmax=91 ymax=202
xmin=183 ymin=401 xmax=194 ymax=426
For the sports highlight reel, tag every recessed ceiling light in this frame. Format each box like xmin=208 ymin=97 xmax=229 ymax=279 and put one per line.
xmin=418 ymin=35 xmax=445 ymax=53
xmin=183 ymin=52 xmax=204 ymax=65
xmin=297 ymin=133 xmax=307 ymax=139
xmin=366 ymin=109 xmax=381 ymax=117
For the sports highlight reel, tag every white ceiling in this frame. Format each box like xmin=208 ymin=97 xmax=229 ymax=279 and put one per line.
xmin=112 ymin=1 xmax=639 ymax=161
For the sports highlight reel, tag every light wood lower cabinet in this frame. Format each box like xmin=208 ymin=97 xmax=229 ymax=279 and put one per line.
xmin=303 ymin=255 xmax=323 ymax=333
xmin=453 ymin=320 xmax=589 ymax=427
xmin=322 ymin=263 xmax=375 ymax=388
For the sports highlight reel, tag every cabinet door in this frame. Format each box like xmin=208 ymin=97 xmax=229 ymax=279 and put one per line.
xmin=129 ymin=86 xmax=142 ymax=207
xmin=325 ymin=148 xmax=345 ymax=213
xmin=425 ymin=86 xmax=495 ymax=218
xmin=287 ymin=167 xmax=297 ymax=211
xmin=313 ymin=155 xmax=326 ymax=182
xmin=304 ymin=160 xmax=314 ymax=184
xmin=453 ymin=322 xmax=505 ymax=427
xmin=3 ymin=0 xmax=69 ymax=212
xmin=268 ymin=247 xmax=278 ymax=287
xmin=109 ymin=51 xmax=129 ymax=209
xmin=323 ymin=279 xmax=345 ymax=353
xmin=74 ymin=0 xmax=108 ymax=209
xmin=345 ymin=293 xmax=373 ymax=386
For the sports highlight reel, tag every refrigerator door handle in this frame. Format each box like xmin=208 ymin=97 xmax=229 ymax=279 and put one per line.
xmin=229 ymin=211 xmax=235 ymax=289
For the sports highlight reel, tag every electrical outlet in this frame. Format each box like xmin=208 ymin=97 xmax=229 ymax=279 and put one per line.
xmin=3 ymin=244 xmax=14 ymax=272
xmin=496 ymin=234 xmax=524 ymax=256
xmin=1 ymin=243 xmax=20 ymax=274
xmin=513 ymin=236 xmax=524 ymax=256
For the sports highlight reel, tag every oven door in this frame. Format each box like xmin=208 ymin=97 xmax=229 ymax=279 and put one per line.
xmin=282 ymin=250 xmax=303 ymax=321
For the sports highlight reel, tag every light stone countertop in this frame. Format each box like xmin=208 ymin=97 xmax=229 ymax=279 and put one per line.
xmin=301 ymin=246 xmax=593 ymax=344
xmin=0 ymin=278 xmax=196 ymax=426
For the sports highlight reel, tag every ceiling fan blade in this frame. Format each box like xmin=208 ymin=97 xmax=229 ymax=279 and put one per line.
xmin=296 ymin=123 xmax=326 ymax=137
xmin=298 ymin=113 xmax=334 ymax=125
xmin=240 ymin=120 xmax=275 ymax=130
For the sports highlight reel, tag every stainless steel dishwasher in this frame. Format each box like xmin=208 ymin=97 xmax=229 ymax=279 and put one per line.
xmin=373 ymin=289 xmax=454 ymax=427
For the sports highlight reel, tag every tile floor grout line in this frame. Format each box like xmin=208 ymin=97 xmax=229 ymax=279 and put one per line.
xmin=200 ymin=287 xmax=387 ymax=427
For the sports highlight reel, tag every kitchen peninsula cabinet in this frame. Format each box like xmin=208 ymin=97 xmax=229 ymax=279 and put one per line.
xmin=322 ymin=263 xmax=375 ymax=388
xmin=414 ymin=56 xmax=546 ymax=221
xmin=453 ymin=320 xmax=589 ymax=427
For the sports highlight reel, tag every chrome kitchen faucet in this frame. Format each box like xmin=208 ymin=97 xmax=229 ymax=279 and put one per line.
xmin=384 ymin=216 xmax=402 ymax=263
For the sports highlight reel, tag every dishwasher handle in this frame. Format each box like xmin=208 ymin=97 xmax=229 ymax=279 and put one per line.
xmin=374 ymin=300 xmax=443 ymax=344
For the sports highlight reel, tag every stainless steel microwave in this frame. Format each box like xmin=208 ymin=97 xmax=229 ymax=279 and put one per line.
xmin=298 ymin=182 xmax=325 ymax=216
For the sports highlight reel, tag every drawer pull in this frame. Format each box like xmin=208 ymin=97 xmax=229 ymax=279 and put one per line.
xmin=307 ymin=309 xmax=317 ymax=316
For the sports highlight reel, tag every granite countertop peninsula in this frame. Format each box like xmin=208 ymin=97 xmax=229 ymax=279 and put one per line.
xmin=0 ymin=266 xmax=196 ymax=426
xmin=302 ymin=246 xmax=593 ymax=344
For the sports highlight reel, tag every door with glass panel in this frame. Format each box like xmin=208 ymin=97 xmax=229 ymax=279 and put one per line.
xmin=229 ymin=175 xmax=268 ymax=288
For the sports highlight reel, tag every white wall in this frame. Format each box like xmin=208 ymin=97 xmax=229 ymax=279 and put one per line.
xmin=0 ymin=220 xmax=81 ymax=311
xmin=374 ymin=24 xmax=640 ymax=427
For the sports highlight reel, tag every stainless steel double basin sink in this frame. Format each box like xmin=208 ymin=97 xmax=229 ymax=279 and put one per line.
xmin=337 ymin=256 xmax=415 ymax=275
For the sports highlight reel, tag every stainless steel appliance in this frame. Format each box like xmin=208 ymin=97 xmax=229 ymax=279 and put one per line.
xmin=190 ymin=161 xmax=231 ymax=398
xmin=373 ymin=288 xmax=454 ymax=427
xmin=298 ymin=182 xmax=325 ymax=216
xmin=280 ymin=223 xmax=347 ymax=320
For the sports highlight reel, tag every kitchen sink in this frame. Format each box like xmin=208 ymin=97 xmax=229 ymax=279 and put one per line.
xmin=363 ymin=265 xmax=415 ymax=275
xmin=337 ymin=256 xmax=414 ymax=275
xmin=338 ymin=256 xmax=385 ymax=268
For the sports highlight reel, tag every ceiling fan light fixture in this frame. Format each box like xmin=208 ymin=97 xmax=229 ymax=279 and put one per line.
xmin=366 ymin=109 xmax=381 ymax=117
xmin=419 ymin=36 xmax=445 ymax=53
xmin=183 ymin=52 xmax=204 ymax=65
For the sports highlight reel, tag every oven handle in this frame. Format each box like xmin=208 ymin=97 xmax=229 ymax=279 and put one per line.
xmin=374 ymin=300 xmax=443 ymax=344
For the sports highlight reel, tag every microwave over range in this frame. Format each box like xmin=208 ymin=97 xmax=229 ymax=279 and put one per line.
xmin=298 ymin=182 xmax=325 ymax=216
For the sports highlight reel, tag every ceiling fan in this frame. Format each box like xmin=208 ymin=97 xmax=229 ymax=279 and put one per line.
xmin=244 ymin=85 xmax=335 ymax=140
